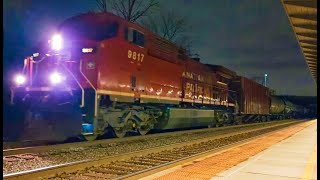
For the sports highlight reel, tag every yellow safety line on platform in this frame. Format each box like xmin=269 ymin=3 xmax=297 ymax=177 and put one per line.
xmin=301 ymin=145 xmax=317 ymax=180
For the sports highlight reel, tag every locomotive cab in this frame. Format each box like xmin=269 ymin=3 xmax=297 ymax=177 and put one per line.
xmin=7 ymin=13 xmax=122 ymax=141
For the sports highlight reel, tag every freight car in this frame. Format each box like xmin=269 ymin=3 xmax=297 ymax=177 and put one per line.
xmin=270 ymin=96 xmax=307 ymax=119
xmin=6 ymin=12 xmax=307 ymax=142
xmin=230 ymin=76 xmax=271 ymax=123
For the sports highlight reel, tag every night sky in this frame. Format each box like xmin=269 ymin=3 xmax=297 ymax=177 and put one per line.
xmin=3 ymin=0 xmax=317 ymax=96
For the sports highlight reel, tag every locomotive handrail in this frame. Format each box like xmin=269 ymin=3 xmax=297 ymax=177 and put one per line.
xmin=22 ymin=58 xmax=28 ymax=74
xmin=79 ymin=59 xmax=98 ymax=117
xmin=61 ymin=63 xmax=85 ymax=108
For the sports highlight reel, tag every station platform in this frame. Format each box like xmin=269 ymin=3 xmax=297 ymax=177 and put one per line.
xmin=211 ymin=120 xmax=317 ymax=180
xmin=139 ymin=120 xmax=317 ymax=180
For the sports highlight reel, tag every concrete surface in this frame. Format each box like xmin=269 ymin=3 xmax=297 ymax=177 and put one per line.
xmin=211 ymin=120 xmax=317 ymax=180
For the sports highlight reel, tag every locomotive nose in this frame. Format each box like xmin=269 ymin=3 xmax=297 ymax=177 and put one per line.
xmin=6 ymin=89 xmax=83 ymax=141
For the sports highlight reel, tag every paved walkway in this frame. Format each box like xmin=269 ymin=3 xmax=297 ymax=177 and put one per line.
xmin=211 ymin=120 xmax=317 ymax=180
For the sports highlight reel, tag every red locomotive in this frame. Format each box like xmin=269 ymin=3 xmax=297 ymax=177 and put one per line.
xmin=6 ymin=12 xmax=304 ymax=142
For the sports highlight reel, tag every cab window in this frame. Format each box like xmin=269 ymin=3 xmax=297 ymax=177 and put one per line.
xmin=125 ymin=27 xmax=145 ymax=47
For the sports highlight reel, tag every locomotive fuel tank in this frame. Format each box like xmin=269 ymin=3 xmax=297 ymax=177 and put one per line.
xmin=270 ymin=96 xmax=286 ymax=114
xmin=155 ymin=108 xmax=216 ymax=129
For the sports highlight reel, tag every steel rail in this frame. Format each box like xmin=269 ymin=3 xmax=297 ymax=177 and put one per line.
xmin=3 ymin=120 xmax=305 ymax=180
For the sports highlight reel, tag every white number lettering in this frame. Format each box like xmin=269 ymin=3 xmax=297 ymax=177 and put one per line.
xmin=128 ymin=50 xmax=144 ymax=62
xmin=128 ymin=50 xmax=132 ymax=58
xmin=132 ymin=52 xmax=136 ymax=60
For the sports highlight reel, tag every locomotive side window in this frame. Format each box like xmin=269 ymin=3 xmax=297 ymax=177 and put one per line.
xmin=98 ymin=22 xmax=119 ymax=40
xmin=125 ymin=28 xmax=145 ymax=47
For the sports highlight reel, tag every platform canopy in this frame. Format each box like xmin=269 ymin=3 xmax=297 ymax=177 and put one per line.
xmin=281 ymin=0 xmax=317 ymax=82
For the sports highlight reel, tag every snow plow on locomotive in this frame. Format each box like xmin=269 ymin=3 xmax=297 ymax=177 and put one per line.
xmin=5 ymin=12 xmax=309 ymax=142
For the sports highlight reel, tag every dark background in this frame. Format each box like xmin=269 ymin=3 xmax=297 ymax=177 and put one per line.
xmin=3 ymin=0 xmax=317 ymax=96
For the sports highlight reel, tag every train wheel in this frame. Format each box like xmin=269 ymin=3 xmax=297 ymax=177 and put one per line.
xmin=113 ymin=127 xmax=127 ymax=138
xmin=217 ymin=113 xmax=228 ymax=126
xmin=83 ymin=134 xmax=98 ymax=141
xmin=208 ymin=119 xmax=218 ymax=128
xmin=112 ymin=117 xmax=138 ymax=138
xmin=266 ymin=116 xmax=270 ymax=121
xmin=138 ymin=125 xmax=151 ymax=136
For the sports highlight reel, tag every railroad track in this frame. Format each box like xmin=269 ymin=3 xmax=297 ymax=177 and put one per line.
xmin=3 ymin=120 xmax=293 ymax=156
xmin=3 ymin=120 xmax=307 ymax=179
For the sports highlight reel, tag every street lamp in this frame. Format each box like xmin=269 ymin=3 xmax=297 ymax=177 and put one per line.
xmin=264 ymin=74 xmax=268 ymax=87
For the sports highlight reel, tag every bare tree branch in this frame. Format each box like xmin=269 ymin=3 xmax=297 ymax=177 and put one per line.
xmin=140 ymin=15 xmax=159 ymax=34
xmin=131 ymin=0 xmax=159 ymax=22
xmin=111 ymin=0 xmax=127 ymax=19
xmin=128 ymin=0 xmax=135 ymax=20
xmin=106 ymin=0 xmax=159 ymax=22
xmin=142 ymin=10 xmax=187 ymax=41
xmin=160 ymin=13 xmax=169 ymax=39
xmin=95 ymin=0 xmax=159 ymax=22
xmin=141 ymin=10 xmax=196 ymax=56
xmin=130 ymin=0 xmax=144 ymax=21
xmin=95 ymin=0 xmax=108 ymax=12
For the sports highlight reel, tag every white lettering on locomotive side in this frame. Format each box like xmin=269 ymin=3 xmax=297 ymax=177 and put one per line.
xmin=184 ymin=82 xmax=206 ymax=99
xmin=128 ymin=50 xmax=144 ymax=62
xmin=182 ymin=71 xmax=204 ymax=82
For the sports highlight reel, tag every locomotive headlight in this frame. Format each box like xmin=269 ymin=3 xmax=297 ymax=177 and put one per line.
xmin=14 ymin=74 xmax=26 ymax=85
xmin=50 ymin=72 xmax=64 ymax=84
xmin=51 ymin=34 xmax=63 ymax=51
